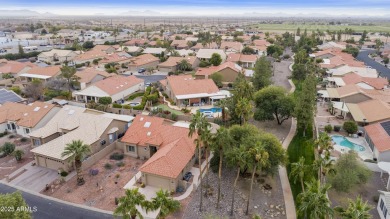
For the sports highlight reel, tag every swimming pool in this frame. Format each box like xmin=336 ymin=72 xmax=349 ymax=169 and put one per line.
xmin=199 ymin=107 xmax=222 ymax=113
xmin=331 ymin=135 xmax=366 ymax=152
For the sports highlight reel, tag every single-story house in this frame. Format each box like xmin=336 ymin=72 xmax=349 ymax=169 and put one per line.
xmin=341 ymin=73 xmax=388 ymax=90
xmin=170 ymin=40 xmax=189 ymax=50
xmin=220 ymin=42 xmax=243 ymax=54
xmin=191 ymin=42 xmax=218 ymax=52
xmin=142 ymin=48 xmax=167 ymax=56
xmin=124 ymin=39 xmax=149 ymax=46
xmin=226 ymin=53 xmax=258 ymax=68
xmin=158 ymin=56 xmax=199 ymax=72
xmin=196 ymin=49 xmax=226 ymax=62
xmin=30 ymin=106 xmax=134 ymax=171
xmin=73 ymin=45 xmax=116 ymax=64
xmin=117 ymin=46 xmax=142 ymax=54
xmin=346 ymin=99 xmax=390 ymax=125
xmin=0 ymin=102 xmax=60 ymax=137
xmin=73 ymin=75 xmax=144 ymax=103
xmin=37 ymin=49 xmax=78 ymax=64
xmin=0 ymin=60 xmax=35 ymax=78
xmin=318 ymin=41 xmax=347 ymax=50
xmin=377 ymin=190 xmax=390 ymax=219
xmin=160 ymin=75 xmax=227 ymax=106
xmin=327 ymin=84 xmax=372 ymax=104
xmin=365 ymin=121 xmax=390 ymax=162
xmin=74 ymin=68 xmax=112 ymax=90
xmin=120 ymin=115 xmax=197 ymax=192
xmin=20 ymin=66 xmax=62 ymax=82
xmin=128 ymin=54 xmax=160 ymax=72
xmin=195 ymin=61 xmax=243 ymax=83
xmin=98 ymin=52 xmax=132 ymax=68
xmin=0 ymin=89 xmax=24 ymax=104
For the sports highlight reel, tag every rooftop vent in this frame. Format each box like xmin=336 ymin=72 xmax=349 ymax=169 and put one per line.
xmin=147 ymin=132 xmax=151 ymax=136
xmin=44 ymin=105 xmax=48 ymax=108
xmin=24 ymin=113 xmax=28 ymax=116
xmin=140 ymin=117 xmax=144 ymax=121
xmin=33 ymin=107 xmax=40 ymax=112
xmin=144 ymin=122 xmax=151 ymax=128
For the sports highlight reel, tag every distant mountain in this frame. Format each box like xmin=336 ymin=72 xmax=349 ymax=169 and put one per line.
xmin=0 ymin=10 xmax=57 ymax=17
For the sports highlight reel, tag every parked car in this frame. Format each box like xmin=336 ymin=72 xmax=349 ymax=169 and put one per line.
xmin=138 ymin=68 xmax=146 ymax=73
xmin=145 ymin=82 xmax=151 ymax=87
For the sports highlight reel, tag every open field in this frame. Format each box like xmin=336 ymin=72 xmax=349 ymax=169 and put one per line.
xmin=253 ymin=23 xmax=390 ymax=32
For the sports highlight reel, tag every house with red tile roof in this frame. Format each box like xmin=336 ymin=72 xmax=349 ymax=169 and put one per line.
xmin=128 ymin=54 xmax=160 ymax=72
xmin=341 ymin=73 xmax=388 ymax=90
xmin=0 ymin=60 xmax=35 ymax=78
xmin=98 ymin=52 xmax=132 ymax=68
xmin=226 ymin=53 xmax=258 ymax=68
xmin=124 ymin=39 xmax=150 ymax=46
xmin=73 ymin=75 xmax=144 ymax=103
xmin=160 ymin=75 xmax=226 ymax=106
xmin=220 ymin=41 xmax=243 ymax=53
xmin=20 ymin=65 xmax=62 ymax=82
xmin=170 ymin=40 xmax=189 ymax=50
xmin=120 ymin=115 xmax=197 ymax=191
xmin=365 ymin=120 xmax=390 ymax=161
xmin=75 ymin=68 xmax=112 ymax=89
xmin=195 ymin=61 xmax=244 ymax=83
xmin=158 ymin=56 xmax=199 ymax=72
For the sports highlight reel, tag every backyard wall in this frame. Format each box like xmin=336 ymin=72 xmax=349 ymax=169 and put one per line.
xmin=82 ymin=141 xmax=118 ymax=171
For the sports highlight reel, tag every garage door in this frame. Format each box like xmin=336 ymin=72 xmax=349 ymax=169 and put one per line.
xmin=146 ymin=174 xmax=170 ymax=190
xmin=159 ymin=67 xmax=173 ymax=73
xmin=37 ymin=156 xmax=64 ymax=171
xmin=37 ymin=156 xmax=47 ymax=167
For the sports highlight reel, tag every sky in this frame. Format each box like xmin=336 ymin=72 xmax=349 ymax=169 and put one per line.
xmin=1 ymin=0 xmax=390 ymax=16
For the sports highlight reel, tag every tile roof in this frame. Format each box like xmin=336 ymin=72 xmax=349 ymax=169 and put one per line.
xmin=93 ymin=75 xmax=144 ymax=96
xmin=124 ymin=39 xmax=149 ymax=46
xmin=346 ymin=99 xmax=390 ymax=123
xmin=26 ymin=66 xmax=61 ymax=77
xmin=0 ymin=61 xmax=34 ymax=74
xmin=220 ymin=41 xmax=243 ymax=52
xmin=253 ymin=39 xmax=271 ymax=47
xmin=170 ymin=40 xmax=189 ymax=48
xmin=0 ymin=102 xmax=56 ymax=128
xmin=195 ymin=61 xmax=242 ymax=76
xmin=342 ymin=73 xmax=388 ymax=90
xmin=128 ymin=54 xmax=159 ymax=67
xmin=142 ymin=47 xmax=167 ymax=55
xmin=158 ymin=56 xmax=198 ymax=67
xmin=191 ymin=42 xmax=218 ymax=50
xmin=74 ymin=49 xmax=107 ymax=62
xmin=196 ymin=49 xmax=226 ymax=60
xmin=75 ymin=68 xmax=111 ymax=83
xmin=226 ymin=53 xmax=257 ymax=63
xmin=38 ymin=49 xmax=76 ymax=58
xmin=99 ymin=53 xmax=132 ymax=64
xmin=121 ymin=115 xmax=197 ymax=178
xmin=365 ymin=121 xmax=390 ymax=152
xmin=165 ymin=75 xmax=219 ymax=96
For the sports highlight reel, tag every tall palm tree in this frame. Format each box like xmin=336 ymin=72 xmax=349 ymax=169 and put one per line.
xmin=290 ymin=156 xmax=309 ymax=192
xmin=334 ymin=196 xmax=372 ymax=219
xmin=215 ymin=99 xmax=229 ymax=125
xmin=151 ymin=189 xmax=181 ymax=219
xmin=235 ymin=98 xmax=253 ymax=125
xmin=315 ymin=132 xmax=333 ymax=182
xmin=200 ymin=127 xmax=212 ymax=186
xmin=297 ymin=180 xmax=333 ymax=219
xmin=188 ymin=111 xmax=210 ymax=212
xmin=227 ymin=146 xmax=248 ymax=216
xmin=114 ymin=188 xmax=147 ymax=219
xmin=246 ymin=146 xmax=269 ymax=215
xmin=211 ymin=127 xmax=232 ymax=208
xmin=61 ymin=140 xmax=91 ymax=186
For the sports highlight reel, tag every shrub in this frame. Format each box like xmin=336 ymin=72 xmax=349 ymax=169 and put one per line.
xmin=328 ymin=151 xmax=372 ymax=192
xmin=0 ymin=133 xmax=4 ymax=138
xmin=8 ymin=135 xmax=15 ymax=139
xmin=343 ymin=121 xmax=358 ymax=134
xmin=112 ymin=103 xmax=122 ymax=108
xmin=210 ymin=151 xmax=220 ymax=173
xmin=140 ymin=183 xmax=145 ymax=188
xmin=20 ymin=137 xmax=28 ymax=142
xmin=324 ymin=124 xmax=332 ymax=133
xmin=60 ymin=171 xmax=68 ymax=177
xmin=116 ymin=161 xmax=125 ymax=167
xmin=334 ymin=125 xmax=341 ymax=132
xmin=89 ymin=169 xmax=99 ymax=176
xmin=122 ymin=105 xmax=131 ymax=109
xmin=12 ymin=149 xmax=24 ymax=161
xmin=171 ymin=113 xmax=178 ymax=121
xmin=127 ymin=92 xmax=144 ymax=101
xmin=2 ymin=142 xmax=15 ymax=155
xmin=110 ymin=152 xmax=124 ymax=160
xmin=104 ymin=163 xmax=113 ymax=170
xmin=181 ymin=108 xmax=190 ymax=114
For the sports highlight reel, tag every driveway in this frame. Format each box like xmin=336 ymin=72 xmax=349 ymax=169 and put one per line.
xmin=272 ymin=60 xmax=293 ymax=90
xmin=357 ymin=49 xmax=390 ymax=79
xmin=8 ymin=162 xmax=58 ymax=192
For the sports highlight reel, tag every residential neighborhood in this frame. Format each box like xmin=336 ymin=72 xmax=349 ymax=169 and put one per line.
xmin=1 ymin=5 xmax=390 ymax=219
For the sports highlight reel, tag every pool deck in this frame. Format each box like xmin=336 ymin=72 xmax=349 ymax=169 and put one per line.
xmin=332 ymin=135 xmax=373 ymax=160
xmin=190 ymin=106 xmax=222 ymax=118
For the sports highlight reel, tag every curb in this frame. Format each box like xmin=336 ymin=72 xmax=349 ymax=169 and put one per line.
xmin=0 ymin=180 xmax=114 ymax=215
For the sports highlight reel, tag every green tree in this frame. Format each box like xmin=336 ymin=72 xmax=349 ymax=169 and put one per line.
xmin=177 ymin=59 xmax=192 ymax=71
xmin=210 ymin=127 xmax=233 ymax=208
xmin=114 ymin=188 xmax=148 ymax=219
xmin=210 ymin=53 xmax=222 ymax=66
xmin=235 ymin=98 xmax=253 ymax=125
xmin=24 ymin=79 xmax=44 ymax=101
xmin=334 ymin=196 xmax=372 ymax=219
xmin=242 ymin=46 xmax=255 ymax=55
xmin=210 ymin=72 xmax=223 ymax=88
xmin=384 ymin=57 xmax=389 ymax=65
xmin=227 ymin=75 xmax=254 ymax=124
xmin=12 ymin=149 xmax=24 ymax=162
xmin=188 ymin=111 xmax=210 ymax=212
xmin=150 ymin=189 xmax=180 ymax=219
xmin=254 ymin=86 xmax=295 ymax=125
xmin=215 ymin=99 xmax=229 ymax=125
xmin=296 ymin=27 xmax=301 ymax=36
xmin=375 ymin=39 xmax=384 ymax=54
xmin=343 ymin=120 xmax=358 ymax=134
xmin=295 ymin=74 xmax=316 ymax=137
xmin=252 ymin=56 xmax=272 ymax=90
xmin=328 ymin=151 xmax=371 ymax=192
xmin=10 ymin=86 xmax=21 ymax=95
xmin=266 ymin=45 xmax=283 ymax=57
xmin=18 ymin=45 xmax=25 ymax=57
xmin=0 ymin=192 xmax=32 ymax=219
xmin=61 ymin=140 xmax=91 ymax=186
xmin=98 ymin=96 xmax=112 ymax=112
xmin=60 ymin=66 xmax=79 ymax=94
xmin=297 ymin=180 xmax=333 ymax=219
xmin=290 ymin=156 xmax=310 ymax=192
xmin=2 ymin=142 xmax=15 ymax=155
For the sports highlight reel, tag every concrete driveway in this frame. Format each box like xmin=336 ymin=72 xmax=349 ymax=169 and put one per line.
xmin=8 ymin=162 xmax=58 ymax=192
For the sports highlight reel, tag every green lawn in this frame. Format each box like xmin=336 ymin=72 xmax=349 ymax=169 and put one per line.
xmin=251 ymin=23 xmax=390 ymax=32
xmin=156 ymin=104 xmax=184 ymax=115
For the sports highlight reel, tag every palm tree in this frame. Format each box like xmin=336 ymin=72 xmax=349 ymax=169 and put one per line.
xmin=315 ymin=132 xmax=333 ymax=182
xmin=334 ymin=196 xmax=372 ymax=219
xmin=227 ymin=146 xmax=248 ymax=216
xmin=114 ymin=188 xmax=147 ymax=219
xmin=246 ymin=146 xmax=269 ymax=215
xmin=188 ymin=111 xmax=210 ymax=212
xmin=177 ymin=59 xmax=191 ymax=72
xmin=61 ymin=140 xmax=91 ymax=186
xmin=211 ymin=127 xmax=232 ymax=208
xmin=290 ymin=156 xmax=309 ymax=192
xmin=151 ymin=189 xmax=181 ymax=219
xmin=297 ymin=180 xmax=333 ymax=219
xmin=215 ymin=99 xmax=229 ymax=125
xmin=235 ymin=98 xmax=253 ymax=125
xmin=200 ymin=127 xmax=212 ymax=186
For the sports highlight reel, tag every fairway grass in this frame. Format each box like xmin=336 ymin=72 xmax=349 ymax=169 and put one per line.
xmin=252 ymin=23 xmax=390 ymax=32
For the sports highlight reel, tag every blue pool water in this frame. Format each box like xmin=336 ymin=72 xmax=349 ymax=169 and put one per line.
xmin=199 ymin=107 xmax=222 ymax=113
xmin=331 ymin=135 xmax=365 ymax=152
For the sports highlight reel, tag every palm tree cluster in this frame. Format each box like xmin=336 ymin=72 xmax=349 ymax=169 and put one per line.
xmin=114 ymin=188 xmax=180 ymax=219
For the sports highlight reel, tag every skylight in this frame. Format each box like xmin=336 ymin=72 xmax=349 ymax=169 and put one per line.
xmin=144 ymin=122 xmax=151 ymax=128
xmin=33 ymin=107 xmax=40 ymax=111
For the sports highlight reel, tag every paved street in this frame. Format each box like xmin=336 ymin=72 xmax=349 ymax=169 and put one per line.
xmin=356 ymin=49 xmax=390 ymax=79
xmin=0 ymin=183 xmax=113 ymax=219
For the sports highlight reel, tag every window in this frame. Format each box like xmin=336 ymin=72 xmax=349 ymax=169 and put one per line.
xmin=33 ymin=139 xmax=41 ymax=146
xmin=6 ymin=124 xmax=10 ymax=130
xmin=24 ymin=128 xmax=30 ymax=134
xmin=127 ymin=145 xmax=135 ymax=152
